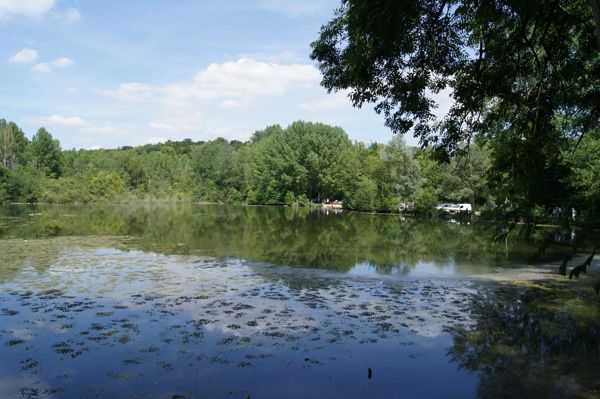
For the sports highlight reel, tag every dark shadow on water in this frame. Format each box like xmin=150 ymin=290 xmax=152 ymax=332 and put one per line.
xmin=449 ymin=281 xmax=600 ymax=398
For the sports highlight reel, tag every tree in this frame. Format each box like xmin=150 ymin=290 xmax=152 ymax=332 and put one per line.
xmin=0 ymin=119 xmax=29 ymax=169
xmin=89 ymin=171 xmax=125 ymax=199
xmin=439 ymin=143 xmax=491 ymax=205
xmin=249 ymin=126 xmax=307 ymax=204
xmin=251 ymin=124 xmax=283 ymax=143
xmin=0 ymin=165 xmax=8 ymax=203
xmin=192 ymin=138 xmax=235 ymax=199
xmin=566 ymin=129 xmax=600 ymax=223
xmin=249 ymin=121 xmax=352 ymax=204
xmin=31 ymin=127 xmax=62 ymax=177
xmin=6 ymin=166 xmax=40 ymax=203
xmin=311 ymin=0 xmax=600 ymax=216
xmin=330 ymin=144 xmax=363 ymax=201
xmin=286 ymin=121 xmax=352 ymax=200
xmin=346 ymin=176 xmax=377 ymax=210
xmin=380 ymin=135 xmax=421 ymax=202
xmin=120 ymin=152 xmax=148 ymax=190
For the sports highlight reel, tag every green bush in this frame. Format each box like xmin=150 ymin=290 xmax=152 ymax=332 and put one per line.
xmin=284 ymin=191 xmax=296 ymax=206
xmin=6 ymin=166 xmax=41 ymax=203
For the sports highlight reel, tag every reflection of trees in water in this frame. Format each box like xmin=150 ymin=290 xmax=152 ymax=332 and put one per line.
xmin=0 ymin=236 xmax=129 ymax=283
xmin=449 ymin=284 xmax=600 ymax=398
xmin=0 ymin=239 xmax=61 ymax=282
xmin=0 ymin=204 xmax=589 ymax=272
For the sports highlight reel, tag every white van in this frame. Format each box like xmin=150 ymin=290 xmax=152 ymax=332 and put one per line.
xmin=446 ymin=203 xmax=472 ymax=213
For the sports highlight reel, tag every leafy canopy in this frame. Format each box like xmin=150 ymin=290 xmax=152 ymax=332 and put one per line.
xmin=311 ymin=0 xmax=600 ymax=215
xmin=311 ymin=0 xmax=599 ymax=150
xmin=31 ymin=127 xmax=62 ymax=177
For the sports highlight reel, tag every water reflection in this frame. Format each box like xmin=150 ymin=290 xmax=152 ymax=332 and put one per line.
xmin=0 ymin=240 xmax=479 ymax=398
xmin=449 ymin=282 xmax=600 ymax=398
xmin=0 ymin=204 xmax=588 ymax=278
xmin=1 ymin=205 xmax=598 ymax=398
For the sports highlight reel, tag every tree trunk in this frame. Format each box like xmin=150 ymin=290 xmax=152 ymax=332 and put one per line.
xmin=3 ymin=130 xmax=13 ymax=169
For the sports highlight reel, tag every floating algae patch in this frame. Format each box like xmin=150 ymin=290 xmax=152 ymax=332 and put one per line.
xmin=106 ymin=371 xmax=142 ymax=381
xmin=5 ymin=338 xmax=26 ymax=346
xmin=1 ymin=308 xmax=19 ymax=316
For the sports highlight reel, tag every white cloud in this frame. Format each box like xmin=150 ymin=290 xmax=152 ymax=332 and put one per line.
xmin=27 ymin=115 xmax=87 ymax=127
xmin=41 ymin=115 xmax=87 ymax=127
xmin=219 ymin=99 xmax=246 ymax=109
xmin=51 ymin=57 xmax=74 ymax=68
xmin=102 ymin=58 xmax=321 ymax=139
xmin=8 ymin=47 xmax=38 ymax=64
xmin=0 ymin=0 xmax=55 ymax=19
xmin=31 ymin=62 xmax=51 ymax=73
xmin=106 ymin=82 xmax=156 ymax=102
xmin=106 ymin=58 xmax=320 ymax=106
xmin=192 ymin=58 xmax=319 ymax=98
xmin=67 ymin=86 xmax=79 ymax=94
xmin=30 ymin=57 xmax=73 ymax=73
xmin=23 ymin=115 xmax=120 ymax=135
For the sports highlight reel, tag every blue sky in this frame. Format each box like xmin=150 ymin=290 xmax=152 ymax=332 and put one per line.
xmin=1 ymin=0 xmax=450 ymax=149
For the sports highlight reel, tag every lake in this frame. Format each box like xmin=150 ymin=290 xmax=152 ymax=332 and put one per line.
xmin=0 ymin=204 xmax=598 ymax=398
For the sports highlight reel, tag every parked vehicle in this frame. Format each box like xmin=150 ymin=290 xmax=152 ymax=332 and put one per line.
xmin=435 ymin=203 xmax=472 ymax=213
xmin=445 ymin=203 xmax=472 ymax=213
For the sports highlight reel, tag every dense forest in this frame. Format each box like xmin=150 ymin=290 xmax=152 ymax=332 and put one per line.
xmin=0 ymin=118 xmax=494 ymax=212
xmin=1 ymin=117 xmax=599 ymax=219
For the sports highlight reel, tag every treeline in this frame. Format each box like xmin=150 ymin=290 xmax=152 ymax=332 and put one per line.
xmin=0 ymin=119 xmax=495 ymax=211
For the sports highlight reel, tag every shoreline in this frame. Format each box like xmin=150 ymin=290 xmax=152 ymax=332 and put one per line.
xmin=2 ymin=201 xmax=590 ymax=228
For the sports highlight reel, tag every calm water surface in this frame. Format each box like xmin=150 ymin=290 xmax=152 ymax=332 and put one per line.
xmin=0 ymin=204 xmax=598 ymax=398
